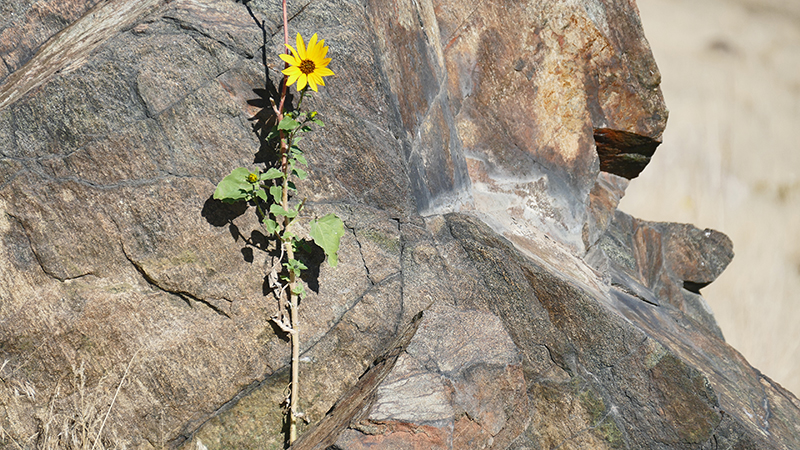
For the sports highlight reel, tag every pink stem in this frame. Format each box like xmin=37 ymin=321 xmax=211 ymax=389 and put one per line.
xmin=278 ymin=0 xmax=289 ymax=117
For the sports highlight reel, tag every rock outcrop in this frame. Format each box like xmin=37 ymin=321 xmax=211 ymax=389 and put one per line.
xmin=1 ymin=0 xmax=798 ymax=449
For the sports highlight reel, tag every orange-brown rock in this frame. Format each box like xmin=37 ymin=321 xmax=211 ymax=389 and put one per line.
xmin=0 ymin=0 xmax=797 ymax=449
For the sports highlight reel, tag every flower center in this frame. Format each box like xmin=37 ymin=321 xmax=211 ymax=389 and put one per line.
xmin=299 ymin=59 xmax=316 ymax=75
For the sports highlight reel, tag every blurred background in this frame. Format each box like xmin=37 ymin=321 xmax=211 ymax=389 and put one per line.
xmin=621 ymin=0 xmax=800 ymax=395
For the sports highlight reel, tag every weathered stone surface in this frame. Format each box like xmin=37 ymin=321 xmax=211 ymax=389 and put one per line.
xmin=443 ymin=0 xmax=666 ymax=251
xmin=334 ymin=305 xmax=528 ymax=449
xmin=320 ymin=213 xmax=799 ymax=449
xmin=594 ymin=128 xmax=661 ymax=179
xmin=591 ymin=209 xmax=734 ymax=337
xmin=0 ymin=0 xmax=165 ymax=111
xmin=0 ymin=0 xmax=104 ymax=83
xmin=0 ymin=0 xmax=798 ymax=449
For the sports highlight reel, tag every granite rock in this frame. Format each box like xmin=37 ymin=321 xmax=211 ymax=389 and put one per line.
xmin=0 ymin=0 xmax=798 ymax=449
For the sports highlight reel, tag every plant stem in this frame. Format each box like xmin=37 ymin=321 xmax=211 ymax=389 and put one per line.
xmin=278 ymin=0 xmax=290 ymax=116
xmin=278 ymin=0 xmax=301 ymax=445
xmin=283 ymin=140 xmax=300 ymax=446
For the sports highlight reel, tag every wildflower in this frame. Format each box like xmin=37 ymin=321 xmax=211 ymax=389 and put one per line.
xmin=280 ymin=33 xmax=334 ymax=92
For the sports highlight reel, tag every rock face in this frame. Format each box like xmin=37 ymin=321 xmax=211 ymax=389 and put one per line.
xmin=0 ymin=0 xmax=798 ymax=450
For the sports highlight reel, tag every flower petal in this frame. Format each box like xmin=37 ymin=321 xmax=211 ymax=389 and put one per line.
xmin=284 ymin=44 xmax=301 ymax=61
xmin=285 ymin=71 xmax=301 ymax=87
xmin=279 ymin=53 xmax=298 ymax=65
xmin=296 ymin=73 xmax=308 ymax=91
xmin=309 ymin=72 xmax=325 ymax=88
xmin=282 ymin=65 xmax=301 ymax=76
xmin=296 ymin=33 xmax=306 ymax=60
xmin=316 ymin=43 xmax=327 ymax=59
xmin=306 ymin=76 xmax=319 ymax=92
xmin=307 ymin=33 xmax=319 ymax=56
xmin=279 ymin=32 xmax=334 ymax=91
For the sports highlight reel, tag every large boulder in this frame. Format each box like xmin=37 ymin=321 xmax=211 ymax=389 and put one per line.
xmin=0 ymin=0 xmax=797 ymax=449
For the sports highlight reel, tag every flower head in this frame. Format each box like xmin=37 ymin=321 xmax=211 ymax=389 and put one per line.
xmin=280 ymin=33 xmax=334 ymax=92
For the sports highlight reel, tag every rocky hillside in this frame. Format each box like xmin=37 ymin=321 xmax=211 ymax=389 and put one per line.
xmin=0 ymin=0 xmax=798 ymax=449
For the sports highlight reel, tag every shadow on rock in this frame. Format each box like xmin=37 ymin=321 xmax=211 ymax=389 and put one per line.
xmin=201 ymin=196 xmax=249 ymax=227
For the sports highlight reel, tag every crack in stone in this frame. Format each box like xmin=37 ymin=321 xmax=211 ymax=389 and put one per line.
xmin=162 ymin=15 xmax=253 ymax=60
xmin=1 ymin=54 xmax=12 ymax=76
xmin=442 ymin=3 xmax=483 ymax=53
xmin=0 ymin=169 xmax=23 ymax=192
xmin=120 ymin=243 xmax=232 ymax=319
xmin=268 ymin=0 xmax=314 ymax=39
xmin=300 ymin=272 xmax=402 ymax=359
xmin=5 ymin=212 xmax=94 ymax=282
xmin=171 ymin=368 xmax=276 ymax=448
xmin=289 ymin=311 xmax=424 ymax=450
xmin=760 ymin=379 xmax=772 ymax=432
xmin=349 ymin=226 xmax=375 ymax=285
xmin=610 ymin=280 xmax=659 ymax=306
xmin=393 ymin=218 xmax=406 ymax=338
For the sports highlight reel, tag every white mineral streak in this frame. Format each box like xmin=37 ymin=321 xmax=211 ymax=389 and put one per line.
xmin=0 ymin=0 xmax=164 ymax=111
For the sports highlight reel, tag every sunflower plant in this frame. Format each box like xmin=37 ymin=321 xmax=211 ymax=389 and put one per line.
xmin=213 ymin=3 xmax=342 ymax=445
xmin=280 ymin=32 xmax=334 ymax=92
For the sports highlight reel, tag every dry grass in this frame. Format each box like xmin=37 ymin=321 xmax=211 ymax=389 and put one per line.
xmin=1 ymin=353 xmax=138 ymax=450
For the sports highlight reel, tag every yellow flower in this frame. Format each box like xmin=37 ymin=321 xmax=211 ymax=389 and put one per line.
xmin=280 ymin=33 xmax=334 ymax=92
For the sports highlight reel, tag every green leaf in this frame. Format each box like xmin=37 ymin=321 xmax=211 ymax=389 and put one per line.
xmin=284 ymin=258 xmax=308 ymax=278
xmin=309 ymin=214 xmax=345 ymax=267
xmin=277 ymin=116 xmax=300 ymax=131
xmin=293 ymin=153 xmax=308 ymax=166
xmin=311 ymin=118 xmax=324 ymax=127
xmin=270 ymin=203 xmax=285 ymax=218
xmin=265 ymin=128 xmax=279 ymax=141
xmin=270 ymin=204 xmax=298 ymax=219
xmin=291 ymin=259 xmax=308 ymax=271
xmin=255 ymin=189 xmax=269 ymax=203
xmin=292 ymin=166 xmax=308 ymax=180
xmin=269 ymin=185 xmax=283 ymax=203
xmin=261 ymin=168 xmax=284 ymax=180
xmin=291 ymin=283 xmax=305 ymax=296
xmin=263 ymin=218 xmax=278 ymax=234
xmin=214 ymin=167 xmax=253 ymax=203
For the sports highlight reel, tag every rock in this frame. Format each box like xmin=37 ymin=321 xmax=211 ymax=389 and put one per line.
xmin=0 ymin=0 xmax=104 ymax=84
xmin=443 ymin=0 xmax=667 ymax=251
xmin=591 ymin=209 xmax=734 ymax=337
xmin=594 ymin=128 xmax=661 ymax=179
xmin=325 ymin=214 xmax=799 ymax=449
xmin=0 ymin=0 xmax=798 ymax=449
